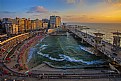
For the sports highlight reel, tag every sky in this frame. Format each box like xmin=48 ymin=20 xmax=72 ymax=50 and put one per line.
xmin=0 ymin=0 xmax=121 ymax=23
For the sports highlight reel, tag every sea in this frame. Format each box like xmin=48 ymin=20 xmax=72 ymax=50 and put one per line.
xmin=27 ymin=23 xmax=121 ymax=69
xmin=68 ymin=23 xmax=121 ymax=44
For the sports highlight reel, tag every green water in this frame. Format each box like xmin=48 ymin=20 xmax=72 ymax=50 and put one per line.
xmin=28 ymin=35 xmax=109 ymax=68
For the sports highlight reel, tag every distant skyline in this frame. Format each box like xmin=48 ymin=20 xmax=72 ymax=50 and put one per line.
xmin=0 ymin=0 xmax=121 ymax=23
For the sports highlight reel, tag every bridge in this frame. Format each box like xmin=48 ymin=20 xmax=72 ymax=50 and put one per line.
xmin=66 ymin=26 xmax=121 ymax=66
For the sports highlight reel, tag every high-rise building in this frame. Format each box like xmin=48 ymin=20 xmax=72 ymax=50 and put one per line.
xmin=42 ymin=23 xmax=48 ymax=28
xmin=2 ymin=18 xmax=18 ymax=35
xmin=18 ymin=18 xmax=26 ymax=34
xmin=50 ymin=16 xmax=61 ymax=28
xmin=27 ymin=18 xmax=32 ymax=31
xmin=35 ymin=19 xmax=42 ymax=30
xmin=11 ymin=24 xmax=18 ymax=34
xmin=56 ymin=16 xmax=61 ymax=27
xmin=42 ymin=19 xmax=50 ymax=28
xmin=42 ymin=19 xmax=49 ymax=23
xmin=2 ymin=18 xmax=13 ymax=36
xmin=31 ymin=20 xmax=36 ymax=30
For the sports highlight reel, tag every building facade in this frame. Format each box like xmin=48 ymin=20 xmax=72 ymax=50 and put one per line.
xmin=35 ymin=19 xmax=43 ymax=30
xmin=42 ymin=23 xmax=48 ymax=28
xmin=11 ymin=24 xmax=18 ymax=35
xmin=50 ymin=16 xmax=61 ymax=28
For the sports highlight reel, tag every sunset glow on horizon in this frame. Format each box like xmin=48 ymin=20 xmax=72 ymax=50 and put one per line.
xmin=0 ymin=0 xmax=121 ymax=23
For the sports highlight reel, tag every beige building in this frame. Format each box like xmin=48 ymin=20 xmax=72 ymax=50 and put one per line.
xmin=50 ymin=16 xmax=61 ymax=28
xmin=17 ymin=18 xmax=26 ymax=33
xmin=42 ymin=23 xmax=48 ymax=28
xmin=27 ymin=18 xmax=32 ymax=31
xmin=56 ymin=16 xmax=61 ymax=27
xmin=35 ymin=19 xmax=42 ymax=30
xmin=31 ymin=20 xmax=36 ymax=30
xmin=11 ymin=24 xmax=18 ymax=34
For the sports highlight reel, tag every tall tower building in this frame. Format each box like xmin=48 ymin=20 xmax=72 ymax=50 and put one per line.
xmin=50 ymin=16 xmax=61 ymax=28
xmin=56 ymin=16 xmax=61 ymax=27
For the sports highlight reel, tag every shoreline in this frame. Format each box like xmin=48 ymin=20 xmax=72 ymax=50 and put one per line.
xmin=4 ymin=35 xmax=46 ymax=73
xmin=19 ymin=35 xmax=45 ymax=72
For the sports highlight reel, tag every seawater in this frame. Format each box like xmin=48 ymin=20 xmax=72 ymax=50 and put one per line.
xmin=28 ymin=35 xmax=109 ymax=68
xmin=68 ymin=23 xmax=121 ymax=44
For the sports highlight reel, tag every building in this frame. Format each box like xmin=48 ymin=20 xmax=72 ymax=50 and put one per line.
xmin=42 ymin=19 xmax=49 ymax=23
xmin=0 ymin=19 xmax=6 ymax=35
xmin=27 ymin=18 xmax=32 ymax=31
xmin=42 ymin=19 xmax=50 ymax=28
xmin=50 ymin=16 xmax=61 ymax=28
xmin=24 ymin=19 xmax=28 ymax=32
xmin=18 ymin=18 xmax=26 ymax=34
xmin=2 ymin=18 xmax=13 ymax=37
xmin=42 ymin=23 xmax=48 ymax=29
xmin=2 ymin=21 xmax=18 ymax=36
xmin=31 ymin=20 xmax=36 ymax=30
xmin=56 ymin=16 xmax=61 ymax=27
xmin=50 ymin=16 xmax=56 ymax=28
xmin=35 ymin=19 xmax=42 ymax=30
xmin=11 ymin=24 xmax=18 ymax=35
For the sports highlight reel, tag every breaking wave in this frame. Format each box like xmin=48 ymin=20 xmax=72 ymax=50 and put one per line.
xmin=37 ymin=51 xmax=104 ymax=65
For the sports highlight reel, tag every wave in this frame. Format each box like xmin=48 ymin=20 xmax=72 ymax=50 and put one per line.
xmin=59 ymin=54 xmax=104 ymax=65
xmin=39 ymin=44 xmax=48 ymax=50
xmin=79 ymin=45 xmax=94 ymax=54
xmin=37 ymin=51 xmax=64 ymax=61
xmin=37 ymin=51 xmax=104 ymax=65
xmin=27 ymin=48 xmax=36 ymax=62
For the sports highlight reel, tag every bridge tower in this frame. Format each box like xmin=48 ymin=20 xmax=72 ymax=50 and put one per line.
xmin=112 ymin=32 xmax=121 ymax=51
xmin=93 ymin=32 xmax=105 ymax=55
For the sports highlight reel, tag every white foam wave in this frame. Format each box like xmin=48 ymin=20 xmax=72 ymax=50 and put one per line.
xmin=37 ymin=51 xmax=64 ymax=61
xmin=79 ymin=45 xmax=94 ymax=54
xmin=59 ymin=54 xmax=104 ymax=65
xmin=37 ymin=51 xmax=104 ymax=65
xmin=39 ymin=44 xmax=48 ymax=50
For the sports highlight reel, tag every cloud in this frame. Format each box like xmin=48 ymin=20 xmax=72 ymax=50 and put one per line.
xmin=66 ymin=0 xmax=83 ymax=4
xmin=52 ymin=11 xmax=59 ymax=13
xmin=27 ymin=6 xmax=48 ymax=13
xmin=0 ymin=11 xmax=16 ymax=14
xmin=104 ymin=0 xmax=121 ymax=6
xmin=67 ymin=0 xmax=76 ymax=4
